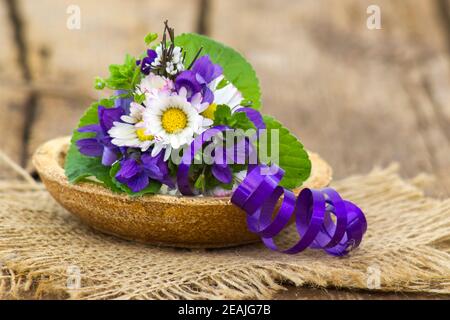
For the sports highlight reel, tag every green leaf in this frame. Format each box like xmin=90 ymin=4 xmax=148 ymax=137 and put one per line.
xmin=216 ymin=78 xmax=229 ymax=90
xmin=213 ymin=105 xmax=255 ymax=131
xmin=133 ymin=92 xmax=146 ymax=104
xmin=104 ymin=54 xmax=142 ymax=91
xmin=213 ymin=105 xmax=232 ymax=125
xmin=64 ymin=99 xmax=121 ymax=192
xmin=175 ymin=33 xmax=262 ymax=110
xmin=144 ymin=32 xmax=158 ymax=46
xmin=259 ymin=116 xmax=311 ymax=189
xmin=109 ymin=162 xmax=162 ymax=196
xmin=230 ymin=112 xmax=256 ymax=131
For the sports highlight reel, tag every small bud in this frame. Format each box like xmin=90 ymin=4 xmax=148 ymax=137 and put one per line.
xmin=94 ymin=77 xmax=106 ymax=90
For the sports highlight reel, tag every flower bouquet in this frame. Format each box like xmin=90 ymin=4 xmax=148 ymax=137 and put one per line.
xmin=33 ymin=22 xmax=366 ymax=255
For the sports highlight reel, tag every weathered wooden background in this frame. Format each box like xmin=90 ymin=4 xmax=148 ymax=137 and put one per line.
xmin=1 ymin=0 xmax=449 ymax=299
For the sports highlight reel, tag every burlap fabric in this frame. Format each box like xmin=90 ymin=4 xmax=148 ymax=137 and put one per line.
xmin=0 ymin=151 xmax=449 ymax=299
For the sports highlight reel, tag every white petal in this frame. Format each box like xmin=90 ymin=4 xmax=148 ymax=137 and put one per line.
xmin=170 ymin=135 xmax=181 ymax=149
xmin=164 ymin=147 xmax=172 ymax=161
xmin=141 ymin=141 xmax=152 ymax=152
xmin=151 ymin=143 xmax=163 ymax=157
xmin=121 ymin=115 xmax=136 ymax=124
xmin=202 ymin=118 xmax=214 ymax=126
xmin=197 ymin=102 xmax=210 ymax=113
xmin=191 ymin=92 xmax=202 ymax=105
xmin=179 ymin=87 xmax=188 ymax=99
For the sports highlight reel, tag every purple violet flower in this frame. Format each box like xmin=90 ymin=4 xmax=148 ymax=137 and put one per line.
xmin=114 ymin=90 xmax=133 ymax=114
xmin=115 ymin=151 xmax=175 ymax=192
xmin=136 ymin=49 xmax=157 ymax=75
xmin=76 ymin=106 xmax=124 ymax=166
xmin=191 ymin=56 xmax=223 ymax=84
xmin=175 ymin=55 xmax=222 ymax=104
xmin=211 ymin=163 xmax=233 ymax=184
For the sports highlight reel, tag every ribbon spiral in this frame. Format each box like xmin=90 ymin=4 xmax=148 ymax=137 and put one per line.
xmin=177 ymin=126 xmax=367 ymax=256
xmin=231 ymin=165 xmax=367 ymax=256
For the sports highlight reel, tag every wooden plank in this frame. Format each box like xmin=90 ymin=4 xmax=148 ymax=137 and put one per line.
xmin=209 ymin=0 xmax=450 ymax=188
xmin=0 ymin=0 xmax=28 ymax=178
xmin=0 ymin=0 xmax=22 ymax=81
xmin=25 ymin=94 xmax=90 ymax=173
xmin=21 ymin=0 xmax=201 ymax=171
xmin=0 ymin=88 xmax=29 ymax=179
xmin=19 ymin=0 xmax=201 ymax=95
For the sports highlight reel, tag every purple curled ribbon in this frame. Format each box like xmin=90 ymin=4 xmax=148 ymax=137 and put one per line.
xmin=177 ymin=126 xmax=367 ymax=256
xmin=231 ymin=165 xmax=367 ymax=256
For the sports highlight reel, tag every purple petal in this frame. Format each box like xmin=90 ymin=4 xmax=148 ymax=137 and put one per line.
xmin=141 ymin=57 xmax=153 ymax=75
xmin=147 ymin=49 xmax=157 ymax=60
xmin=192 ymin=56 xmax=222 ymax=84
xmin=123 ymin=173 xmax=149 ymax=193
xmin=141 ymin=152 xmax=159 ymax=167
xmin=212 ymin=163 xmax=233 ymax=184
xmin=98 ymin=106 xmax=124 ymax=132
xmin=78 ymin=124 xmax=102 ymax=134
xmin=161 ymin=176 xmax=175 ymax=189
xmin=114 ymin=90 xmax=133 ymax=113
xmin=116 ymin=159 xmax=140 ymax=179
xmin=141 ymin=154 xmax=163 ymax=179
xmin=141 ymin=152 xmax=175 ymax=188
xmin=211 ymin=64 xmax=223 ymax=81
xmin=76 ymin=138 xmax=103 ymax=157
xmin=195 ymin=73 xmax=207 ymax=85
xmin=237 ymin=108 xmax=266 ymax=130
xmin=139 ymin=50 xmax=157 ymax=75
xmin=101 ymin=147 xmax=118 ymax=166
xmin=175 ymin=70 xmax=202 ymax=98
xmin=202 ymin=86 xmax=214 ymax=104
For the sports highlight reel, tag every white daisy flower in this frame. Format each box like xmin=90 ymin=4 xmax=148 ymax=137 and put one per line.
xmin=178 ymin=87 xmax=213 ymax=128
xmin=142 ymin=93 xmax=203 ymax=161
xmin=211 ymin=76 xmax=243 ymax=110
xmin=201 ymin=76 xmax=244 ymax=120
xmin=109 ymin=102 xmax=154 ymax=152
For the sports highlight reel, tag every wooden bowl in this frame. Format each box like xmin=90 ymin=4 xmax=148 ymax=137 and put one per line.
xmin=32 ymin=137 xmax=332 ymax=248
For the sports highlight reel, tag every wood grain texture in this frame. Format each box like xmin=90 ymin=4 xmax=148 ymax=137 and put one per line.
xmin=209 ymin=0 xmax=450 ymax=196
xmin=0 ymin=0 xmax=28 ymax=177
xmin=0 ymin=0 xmax=22 ymax=81
xmin=19 ymin=0 xmax=201 ymax=94
xmin=25 ymin=94 xmax=90 ymax=172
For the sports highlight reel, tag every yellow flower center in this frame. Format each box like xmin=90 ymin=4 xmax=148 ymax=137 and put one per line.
xmin=201 ymin=103 xmax=217 ymax=120
xmin=135 ymin=123 xmax=154 ymax=141
xmin=161 ymin=107 xmax=188 ymax=134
